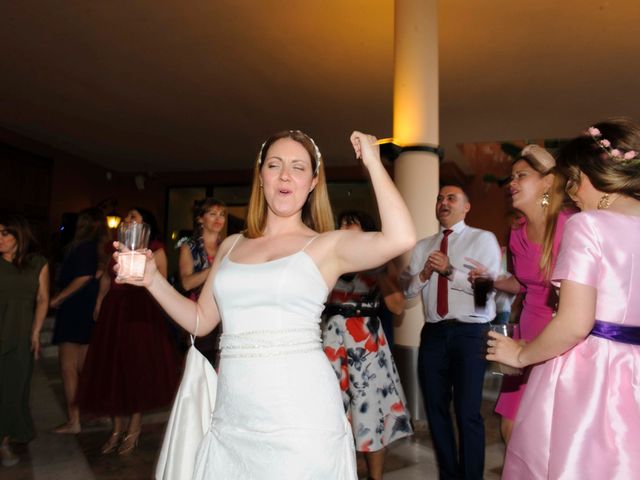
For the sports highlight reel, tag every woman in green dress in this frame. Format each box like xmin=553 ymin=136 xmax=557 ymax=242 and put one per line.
xmin=0 ymin=215 xmax=49 ymax=468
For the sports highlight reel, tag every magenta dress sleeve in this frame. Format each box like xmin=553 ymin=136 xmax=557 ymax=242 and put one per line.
xmin=507 ymin=227 xmax=527 ymax=294
xmin=551 ymin=213 xmax=600 ymax=289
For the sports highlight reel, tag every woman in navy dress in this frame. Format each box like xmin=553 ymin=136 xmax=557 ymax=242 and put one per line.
xmin=51 ymin=207 xmax=105 ymax=434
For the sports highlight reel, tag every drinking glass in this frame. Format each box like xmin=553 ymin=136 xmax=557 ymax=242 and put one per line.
xmin=487 ymin=324 xmax=523 ymax=376
xmin=116 ymin=222 xmax=150 ymax=281
xmin=473 ymin=276 xmax=494 ymax=308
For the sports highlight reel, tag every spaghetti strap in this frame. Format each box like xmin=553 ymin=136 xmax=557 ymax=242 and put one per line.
xmin=190 ymin=312 xmax=200 ymax=345
xmin=224 ymin=234 xmax=243 ymax=260
xmin=301 ymin=235 xmax=320 ymax=252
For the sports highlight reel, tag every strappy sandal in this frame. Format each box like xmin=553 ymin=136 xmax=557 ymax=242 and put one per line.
xmin=117 ymin=430 xmax=141 ymax=456
xmin=100 ymin=431 xmax=123 ymax=454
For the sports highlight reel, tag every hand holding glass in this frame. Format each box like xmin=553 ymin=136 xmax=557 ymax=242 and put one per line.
xmin=116 ymin=222 xmax=150 ymax=281
xmin=487 ymin=324 xmax=523 ymax=376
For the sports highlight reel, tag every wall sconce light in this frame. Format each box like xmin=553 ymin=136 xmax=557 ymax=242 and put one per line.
xmin=106 ymin=212 xmax=122 ymax=229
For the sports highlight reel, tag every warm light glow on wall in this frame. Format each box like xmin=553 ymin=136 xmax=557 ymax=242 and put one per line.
xmin=393 ymin=110 xmax=437 ymax=146
xmin=393 ymin=0 xmax=439 ymax=147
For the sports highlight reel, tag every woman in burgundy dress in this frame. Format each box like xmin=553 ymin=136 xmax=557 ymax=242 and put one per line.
xmin=77 ymin=208 xmax=180 ymax=455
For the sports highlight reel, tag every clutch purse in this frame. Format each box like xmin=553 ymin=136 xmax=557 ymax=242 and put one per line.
xmin=156 ymin=316 xmax=218 ymax=480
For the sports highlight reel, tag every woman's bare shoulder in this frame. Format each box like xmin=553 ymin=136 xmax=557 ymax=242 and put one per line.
xmin=216 ymin=233 xmax=243 ymax=255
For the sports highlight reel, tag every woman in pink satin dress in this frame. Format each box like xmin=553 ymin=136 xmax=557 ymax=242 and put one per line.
xmin=489 ymin=118 xmax=640 ymax=479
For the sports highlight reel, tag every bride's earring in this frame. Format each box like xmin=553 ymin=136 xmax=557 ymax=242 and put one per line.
xmin=541 ymin=191 xmax=550 ymax=208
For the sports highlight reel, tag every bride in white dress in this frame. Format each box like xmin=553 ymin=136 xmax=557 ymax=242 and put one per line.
xmin=118 ymin=130 xmax=416 ymax=479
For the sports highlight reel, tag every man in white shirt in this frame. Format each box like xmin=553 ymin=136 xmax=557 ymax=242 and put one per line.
xmin=400 ymin=185 xmax=501 ymax=480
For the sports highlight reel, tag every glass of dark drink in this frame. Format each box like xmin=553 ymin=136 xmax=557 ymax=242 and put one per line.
xmin=473 ymin=276 xmax=494 ymax=308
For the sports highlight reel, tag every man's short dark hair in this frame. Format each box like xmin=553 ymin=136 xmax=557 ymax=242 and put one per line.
xmin=439 ymin=183 xmax=470 ymax=202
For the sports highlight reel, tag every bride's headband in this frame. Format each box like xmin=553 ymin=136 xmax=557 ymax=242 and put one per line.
xmin=586 ymin=127 xmax=639 ymax=164
xmin=257 ymin=130 xmax=322 ymax=176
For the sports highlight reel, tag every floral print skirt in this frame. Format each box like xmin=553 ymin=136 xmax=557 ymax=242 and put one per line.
xmin=322 ymin=315 xmax=413 ymax=452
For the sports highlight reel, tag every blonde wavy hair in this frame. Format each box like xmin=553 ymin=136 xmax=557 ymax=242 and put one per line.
xmin=516 ymin=145 xmax=566 ymax=279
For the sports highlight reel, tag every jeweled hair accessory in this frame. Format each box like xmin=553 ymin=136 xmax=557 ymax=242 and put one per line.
xmin=587 ymin=127 xmax=639 ymax=164
xmin=257 ymin=130 xmax=322 ymax=175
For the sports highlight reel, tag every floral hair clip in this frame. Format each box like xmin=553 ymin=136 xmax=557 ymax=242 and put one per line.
xmin=257 ymin=131 xmax=322 ymax=176
xmin=587 ymin=127 xmax=639 ymax=164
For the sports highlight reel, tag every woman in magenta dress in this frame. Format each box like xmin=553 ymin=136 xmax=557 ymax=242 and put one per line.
xmin=77 ymin=207 xmax=180 ymax=455
xmin=472 ymin=145 xmax=572 ymax=443
xmin=489 ymin=118 xmax=640 ymax=479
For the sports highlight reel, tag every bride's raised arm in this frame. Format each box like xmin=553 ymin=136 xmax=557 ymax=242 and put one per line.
xmin=331 ymin=131 xmax=416 ymax=275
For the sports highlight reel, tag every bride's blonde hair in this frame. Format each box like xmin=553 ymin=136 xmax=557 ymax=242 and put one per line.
xmin=245 ymin=130 xmax=334 ymax=238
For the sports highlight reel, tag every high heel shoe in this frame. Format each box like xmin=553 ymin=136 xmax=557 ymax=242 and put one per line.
xmin=100 ymin=431 xmax=123 ymax=454
xmin=117 ymin=430 xmax=140 ymax=456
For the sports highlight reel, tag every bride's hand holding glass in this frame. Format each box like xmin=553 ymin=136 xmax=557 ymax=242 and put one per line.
xmin=113 ymin=241 xmax=158 ymax=288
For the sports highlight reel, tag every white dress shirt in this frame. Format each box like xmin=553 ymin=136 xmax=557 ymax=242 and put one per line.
xmin=400 ymin=220 xmax=501 ymax=324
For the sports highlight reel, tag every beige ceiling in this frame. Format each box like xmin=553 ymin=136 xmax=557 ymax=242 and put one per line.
xmin=2 ymin=1 xmax=639 ymax=172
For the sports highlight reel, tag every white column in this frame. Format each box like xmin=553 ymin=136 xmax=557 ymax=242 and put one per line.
xmin=392 ymin=0 xmax=440 ymax=421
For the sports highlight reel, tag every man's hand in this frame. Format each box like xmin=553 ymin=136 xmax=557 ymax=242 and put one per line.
xmin=428 ymin=251 xmax=452 ymax=277
xmin=466 ymin=257 xmax=490 ymax=285
xmin=419 ymin=261 xmax=434 ymax=283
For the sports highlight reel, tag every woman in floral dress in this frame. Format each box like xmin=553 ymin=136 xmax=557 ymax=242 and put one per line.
xmin=178 ymin=198 xmax=227 ymax=365
xmin=323 ymin=211 xmax=412 ymax=480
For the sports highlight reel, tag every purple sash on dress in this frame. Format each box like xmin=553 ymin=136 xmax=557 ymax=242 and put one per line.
xmin=590 ymin=320 xmax=640 ymax=346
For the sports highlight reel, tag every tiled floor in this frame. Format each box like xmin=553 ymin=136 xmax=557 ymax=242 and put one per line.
xmin=1 ymin=346 xmax=505 ymax=480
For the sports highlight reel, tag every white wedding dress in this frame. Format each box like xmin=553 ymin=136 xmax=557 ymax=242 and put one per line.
xmin=192 ymin=240 xmax=357 ymax=479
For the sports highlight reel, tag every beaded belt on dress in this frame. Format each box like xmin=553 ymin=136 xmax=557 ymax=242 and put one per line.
xmin=219 ymin=327 xmax=322 ymax=358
